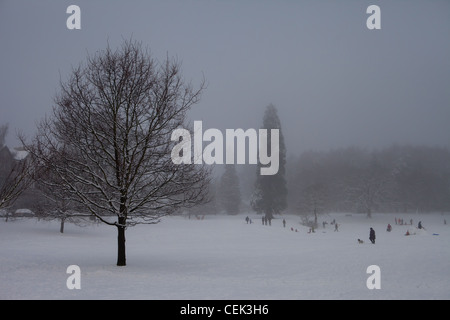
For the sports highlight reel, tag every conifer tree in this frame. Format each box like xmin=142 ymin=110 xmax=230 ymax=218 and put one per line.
xmin=251 ymin=104 xmax=287 ymax=219
xmin=219 ymin=165 xmax=241 ymax=215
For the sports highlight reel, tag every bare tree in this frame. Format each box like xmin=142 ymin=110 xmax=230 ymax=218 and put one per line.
xmin=25 ymin=40 xmax=210 ymax=266
xmin=0 ymin=159 xmax=35 ymax=213
xmin=0 ymin=124 xmax=36 ymax=215
xmin=297 ymin=183 xmax=328 ymax=228
xmin=347 ymin=156 xmax=393 ymax=218
xmin=33 ymin=165 xmax=90 ymax=233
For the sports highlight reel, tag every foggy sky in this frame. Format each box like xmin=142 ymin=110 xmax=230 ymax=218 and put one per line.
xmin=1 ymin=0 xmax=449 ymax=155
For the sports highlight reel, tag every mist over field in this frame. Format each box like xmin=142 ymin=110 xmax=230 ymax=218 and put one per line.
xmin=1 ymin=1 xmax=449 ymax=301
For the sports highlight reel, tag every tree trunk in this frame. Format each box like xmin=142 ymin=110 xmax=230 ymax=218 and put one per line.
xmin=265 ymin=210 xmax=274 ymax=220
xmin=367 ymin=208 xmax=372 ymax=218
xmin=314 ymin=208 xmax=318 ymax=228
xmin=60 ymin=217 xmax=65 ymax=233
xmin=59 ymin=216 xmax=66 ymax=233
xmin=116 ymin=217 xmax=126 ymax=266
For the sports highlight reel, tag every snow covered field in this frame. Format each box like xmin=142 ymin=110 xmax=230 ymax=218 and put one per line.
xmin=1 ymin=212 xmax=449 ymax=300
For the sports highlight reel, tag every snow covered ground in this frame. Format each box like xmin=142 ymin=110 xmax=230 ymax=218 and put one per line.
xmin=1 ymin=212 xmax=449 ymax=300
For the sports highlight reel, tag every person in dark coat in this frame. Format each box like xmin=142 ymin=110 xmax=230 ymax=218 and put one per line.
xmin=369 ymin=227 xmax=376 ymax=244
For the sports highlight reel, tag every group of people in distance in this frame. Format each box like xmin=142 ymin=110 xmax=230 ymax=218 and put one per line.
xmin=244 ymin=215 xmax=432 ymax=244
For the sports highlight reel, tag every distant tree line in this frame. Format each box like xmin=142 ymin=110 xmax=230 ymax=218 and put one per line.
xmin=4 ymin=123 xmax=450 ymax=225
xmin=191 ymin=111 xmax=450 ymax=223
xmin=287 ymin=145 xmax=450 ymax=221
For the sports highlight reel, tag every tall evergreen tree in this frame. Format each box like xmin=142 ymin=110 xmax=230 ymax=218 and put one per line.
xmin=219 ymin=164 xmax=241 ymax=215
xmin=251 ymin=104 xmax=287 ymax=219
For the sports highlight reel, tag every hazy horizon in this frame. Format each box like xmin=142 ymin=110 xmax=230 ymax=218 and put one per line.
xmin=1 ymin=1 xmax=449 ymax=155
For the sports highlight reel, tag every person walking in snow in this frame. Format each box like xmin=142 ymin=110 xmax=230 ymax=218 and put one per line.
xmin=369 ymin=227 xmax=376 ymax=244
xmin=283 ymin=219 xmax=286 ymax=228
xmin=245 ymin=216 xmax=249 ymax=224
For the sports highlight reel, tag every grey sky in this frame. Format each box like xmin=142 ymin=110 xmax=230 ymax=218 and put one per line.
xmin=1 ymin=0 xmax=449 ymax=155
